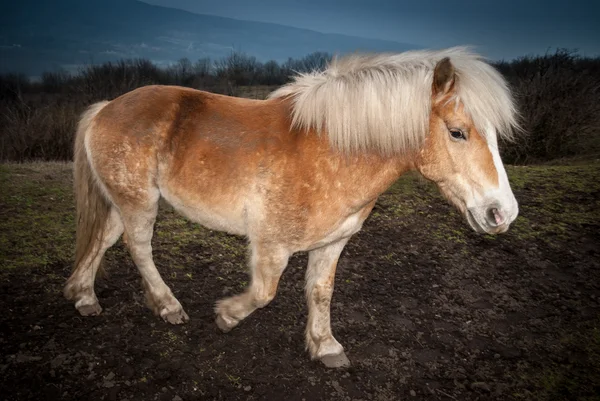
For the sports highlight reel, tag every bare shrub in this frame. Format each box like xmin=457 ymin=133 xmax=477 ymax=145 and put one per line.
xmin=1 ymin=50 xmax=598 ymax=163
xmin=0 ymin=73 xmax=30 ymax=103
xmin=282 ymin=51 xmax=332 ymax=74
xmin=496 ymin=50 xmax=600 ymax=164
xmin=260 ymin=60 xmax=286 ymax=86
xmin=41 ymin=70 xmax=72 ymax=93
xmin=1 ymin=99 xmax=79 ymax=161
xmin=78 ymin=58 xmax=167 ymax=101
xmin=214 ymin=51 xmax=263 ymax=87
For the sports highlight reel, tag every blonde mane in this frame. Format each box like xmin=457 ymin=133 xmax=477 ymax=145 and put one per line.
xmin=269 ymin=47 xmax=519 ymax=155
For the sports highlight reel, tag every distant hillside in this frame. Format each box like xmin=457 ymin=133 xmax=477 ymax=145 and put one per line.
xmin=0 ymin=0 xmax=418 ymax=76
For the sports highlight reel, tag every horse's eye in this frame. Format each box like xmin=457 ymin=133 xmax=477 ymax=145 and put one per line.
xmin=449 ymin=129 xmax=466 ymax=140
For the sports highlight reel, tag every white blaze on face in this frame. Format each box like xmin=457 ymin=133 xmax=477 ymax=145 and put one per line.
xmin=463 ymin=124 xmax=519 ymax=234
xmin=484 ymin=125 xmax=519 ymax=226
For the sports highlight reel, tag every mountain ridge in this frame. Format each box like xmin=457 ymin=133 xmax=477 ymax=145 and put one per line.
xmin=0 ymin=0 xmax=419 ymax=76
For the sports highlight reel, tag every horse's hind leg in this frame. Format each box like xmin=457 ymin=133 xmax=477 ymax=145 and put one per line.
xmin=305 ymin=238 xmax=350 ymax=368
xmin=215 ymin=243 xmax=289 ymax=332
xmin=64 ymin=208 xmax=124 ymax=316
xmin=120 ymin=203 xmax=189 ymax=325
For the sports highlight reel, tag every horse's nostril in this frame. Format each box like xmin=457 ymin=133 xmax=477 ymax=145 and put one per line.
xmin=486 ymin=207 xmax=505 ymax=226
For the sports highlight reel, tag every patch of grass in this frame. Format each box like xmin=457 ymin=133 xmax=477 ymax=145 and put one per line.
xmin=506 ymin=163 xmax=600 ymax=247
xmin=153 ymin=204 xmax=247 ymax=272
xmin=380 ymin=163 xmax=600 ymax=250
xmin=387 ymin=171 xmax=437 ymax=197
xmin=225 ymin=373 xmax=242 ymax=387
xmin=235 ymin=85 xmax=278 ymax=100
xmin=164 ymin=330 xmax=179 ymax=344
xmin=514 ymin=321 xmax=600 ymax=401
xmin=431 ymin=225 xmax=468 ymax=245
xmin=0 ymin=162 xmax=75 ymax=269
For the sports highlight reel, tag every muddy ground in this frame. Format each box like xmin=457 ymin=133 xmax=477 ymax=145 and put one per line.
xmin=1 ymin=161 xmax=599 ymax=401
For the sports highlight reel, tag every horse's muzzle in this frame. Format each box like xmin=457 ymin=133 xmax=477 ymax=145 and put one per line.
xmin=467 ymin=203 xmax=517 ymax=235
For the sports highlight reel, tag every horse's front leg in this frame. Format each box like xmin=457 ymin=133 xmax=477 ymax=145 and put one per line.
xmin=215 ymin=243 xmax=290 ymax=332
xmin=305 ymin=238 xmax=350 ymax=368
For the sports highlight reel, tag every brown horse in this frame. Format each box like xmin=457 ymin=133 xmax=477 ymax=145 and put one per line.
xmin=64 ymin=47 xmax=520 ymax=368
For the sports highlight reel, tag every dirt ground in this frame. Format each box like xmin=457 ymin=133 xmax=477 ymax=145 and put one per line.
xmin=1 ymin=161 xmax=599 ymax=401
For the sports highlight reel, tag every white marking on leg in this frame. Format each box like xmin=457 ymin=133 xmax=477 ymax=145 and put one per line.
xmin=65 ymin=208 xmax=123 ymax=314
xmin=123 ymin=206 xmax=187 ymax=323
xmin=305 ymin=238 xmax=348 ymax=360
xmin=215 ymin=244 xmax=289 ymax=331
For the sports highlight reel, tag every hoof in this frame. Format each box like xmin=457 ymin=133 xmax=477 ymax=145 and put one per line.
xmin=161 ymin=309 xmax=189 ymax=325
xmin=320 ymin=351 xmax=351 ymax=368
xmin=77 ymin=302 xmax=103 ymax=317
xmin=215 ymin=314 xmax=237 ymax=333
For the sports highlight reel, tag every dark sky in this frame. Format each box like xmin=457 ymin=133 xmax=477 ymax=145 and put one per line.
xmin=141 ymin=0 xmax=599 ymax=60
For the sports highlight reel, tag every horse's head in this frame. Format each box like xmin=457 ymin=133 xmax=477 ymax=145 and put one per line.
xmin=416 ymin=57 xmax=518 ymax=234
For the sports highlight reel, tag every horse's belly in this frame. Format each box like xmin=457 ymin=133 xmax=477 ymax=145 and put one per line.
xmin=159 ymin=185 xmax=247 ymax=236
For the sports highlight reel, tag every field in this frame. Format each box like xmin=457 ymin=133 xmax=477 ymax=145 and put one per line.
xmin=0 ymin=160 xmax=599 ymax=400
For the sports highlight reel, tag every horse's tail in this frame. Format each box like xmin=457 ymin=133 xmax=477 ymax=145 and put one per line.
xmin=73 ymin=101 xmax=111 ymax=276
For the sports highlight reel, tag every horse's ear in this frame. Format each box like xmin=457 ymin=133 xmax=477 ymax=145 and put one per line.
xmin=432 ymin=57 xmax=456 ymax=97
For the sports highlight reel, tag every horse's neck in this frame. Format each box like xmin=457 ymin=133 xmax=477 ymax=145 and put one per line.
xmin=344 ymin=154 xmax=413 ymax=202
xmin=297 ymin=135 xmax=414 ymax=209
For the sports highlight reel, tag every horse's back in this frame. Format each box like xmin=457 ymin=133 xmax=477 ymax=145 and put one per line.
xmin=92 ymin=84 xmax=283 ymax=148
